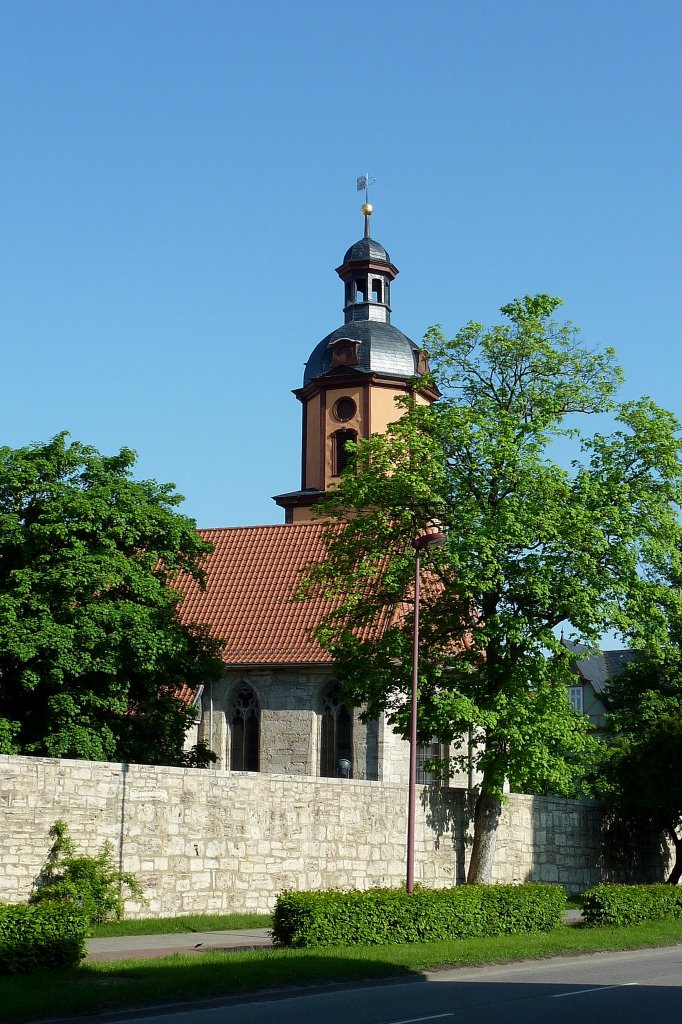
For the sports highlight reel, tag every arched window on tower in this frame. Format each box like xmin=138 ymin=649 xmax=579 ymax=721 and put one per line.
xmin=333 ymin=429 xmax=357 ymax=476
xmin=320 ymin=683 xmax=352 ymax=777
xmin=230 ymin=684 xmax=260 ymax=771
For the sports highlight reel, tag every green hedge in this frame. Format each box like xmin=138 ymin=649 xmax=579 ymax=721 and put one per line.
xmin=0 ymin=902 xmax=88 ymax=974
xmin=582 ymin=883 xmax=682 ymax=927
xmin=273 ymin=883 xmax=566 ymax=948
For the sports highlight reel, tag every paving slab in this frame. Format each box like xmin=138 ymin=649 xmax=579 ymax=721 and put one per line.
xmin=86 ymin=928 xmax=273 ymax=962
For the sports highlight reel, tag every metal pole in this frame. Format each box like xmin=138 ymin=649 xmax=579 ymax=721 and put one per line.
xmin=407 ymin=545 xmax=420 ymax=894
xmin=405 ymin=529 xmax=444 ymax=894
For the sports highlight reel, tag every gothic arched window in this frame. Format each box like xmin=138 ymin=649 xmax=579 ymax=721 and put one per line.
xmin=230 ymin=684 xmax=260 ymax=771
xmin=320 ymin=683 xmax=352 ymax=777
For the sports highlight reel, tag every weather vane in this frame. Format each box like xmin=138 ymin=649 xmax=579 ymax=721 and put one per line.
xmin=357 ymin=173 xmax=376 ymax=236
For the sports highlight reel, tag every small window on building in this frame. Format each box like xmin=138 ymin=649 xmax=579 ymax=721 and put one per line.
xmin=371 ymin=278 xmax=383 ymax=302
xmin=230 ymin=684 xmax=260 ymax=771
xmin=333 ymin=429 xmax=357 ymax=476
xmin=320 ymin=683 xmax=352 ymax=777
xmin=417 ymin=738 xmax=446 ymax=785
xmin=332 ymin=396 xmax=357 ymax=423
xmin=330 ymin=338 xmax=359 ymax=368
xmin=355 ymin=278 xmax=367 ymax=303
xmin=416 ymin=349 xmax=430 ymax=375
xmin=568 ymin=686 xmax=584 ymax=713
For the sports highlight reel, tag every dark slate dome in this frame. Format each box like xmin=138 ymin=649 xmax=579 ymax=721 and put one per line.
xmin=303 ymin=321 xmax=420 ymax=386
xmin=342 ymin=237 xmax=390 ymax=264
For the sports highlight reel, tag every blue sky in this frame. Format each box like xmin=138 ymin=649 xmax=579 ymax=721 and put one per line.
xmin=2 ymin=1 xmax=682 ymax=531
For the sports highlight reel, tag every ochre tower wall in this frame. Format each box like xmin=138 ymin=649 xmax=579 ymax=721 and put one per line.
xmin=369 ymin=385 xmax=430 ymax=434
xmin=303 ymin=392 xmax=322 ymax=491
xmin=290 ymin=505 xmax=319 ymax=523
xmin=304 ymin=386 xmax=433 ymax=492
xmin=322 ymin=384 xmax=364 ymax=491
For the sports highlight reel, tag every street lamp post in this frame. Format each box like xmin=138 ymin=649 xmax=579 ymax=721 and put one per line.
xmin=407 ymin=529 xmax=446 ymax=894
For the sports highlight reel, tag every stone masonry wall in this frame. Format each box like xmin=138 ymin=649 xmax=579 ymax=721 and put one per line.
xmin=199 ymin=671 xmax=381 ymax=780
xmin=0 ymin=754 xmax=665 ymax=917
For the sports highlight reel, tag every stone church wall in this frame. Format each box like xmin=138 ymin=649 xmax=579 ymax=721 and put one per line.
xmin=0 ymin=754 xmax=668 ymax=917
xmin=199 ymin=670 xmax=382 ymax=780
xmin=199 ymin=670 xmax=477 ymax=789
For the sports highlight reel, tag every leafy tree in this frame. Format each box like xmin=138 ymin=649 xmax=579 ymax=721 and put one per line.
xmin=598 ymin=719 xmax=682 ymax=885
xmin=597 ymin=598 xmax=682 ymax=884
xmin=0 ymin=433 xmax=224 ymax=764
xmin=304 ymin=295 xmax=682 ymax=883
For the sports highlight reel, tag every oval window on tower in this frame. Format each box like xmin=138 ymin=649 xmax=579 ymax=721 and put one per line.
xmin=333 ymin=397 xmax=357 ymax=423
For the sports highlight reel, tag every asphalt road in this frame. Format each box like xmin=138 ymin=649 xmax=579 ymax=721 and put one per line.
xmin=99 ymin=944 xmax=682 ymax=1024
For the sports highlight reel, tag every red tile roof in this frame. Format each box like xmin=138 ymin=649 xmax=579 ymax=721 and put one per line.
xmin=173 ymin=683 xmax=202 ymax=707
xmin=176 ymin=523 xmax=386 ymax=667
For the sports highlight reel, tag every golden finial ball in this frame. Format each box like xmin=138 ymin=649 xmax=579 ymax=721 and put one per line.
xmin=361 ymin=202 xmax=373 ymax=216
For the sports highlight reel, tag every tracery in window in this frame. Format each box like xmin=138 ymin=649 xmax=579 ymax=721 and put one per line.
xmin=320 ymin=683 xmax=352 ymax=777
xmin=230 ymin=684 xmax=260 ymax=771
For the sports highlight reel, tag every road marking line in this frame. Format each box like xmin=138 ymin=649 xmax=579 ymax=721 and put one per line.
xmin=553 ymin=982 xmax=638 ymax=998
xmin=388 ymin=1015 xmax=453 ymax=1024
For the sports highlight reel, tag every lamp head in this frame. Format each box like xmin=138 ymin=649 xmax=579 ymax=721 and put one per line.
xmin=412 ymin=531 xmax=446 ymax=552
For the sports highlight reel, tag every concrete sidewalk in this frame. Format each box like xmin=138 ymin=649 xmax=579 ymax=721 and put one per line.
xmin=87 ymin=911 xmax=583 ymax=962
xmin=87 ymin=928 xmax=273 ymax=962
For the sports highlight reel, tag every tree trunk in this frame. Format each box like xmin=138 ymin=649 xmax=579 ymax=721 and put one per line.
xmin=666 ymin=827 xmax=682 ymax=885
xmin=467 ymin=786 xmax=503 ymax=884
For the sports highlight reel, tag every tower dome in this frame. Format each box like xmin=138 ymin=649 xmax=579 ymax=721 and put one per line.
xmin=303 ymin=218 xmax=423 ymax=387
xmin=303 ymin=321 xmax=421 ymax=386
xmin=273 ymin=206 xmax=438 ymax=523
xmin=342 ymin=236 xmax=390 ymax=264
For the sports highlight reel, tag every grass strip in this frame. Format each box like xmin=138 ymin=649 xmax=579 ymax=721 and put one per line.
xmin=91 ymin=912 xmax=272 ymax=937
xmin=2 ymin=920 xmax=681 ymax=1023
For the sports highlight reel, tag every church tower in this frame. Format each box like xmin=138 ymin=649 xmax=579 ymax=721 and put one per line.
xmin=273 ymin=202 xmax=439 ymax=523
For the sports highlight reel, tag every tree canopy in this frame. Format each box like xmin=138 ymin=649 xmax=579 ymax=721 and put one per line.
xmin=597 ymin=571 xmax=682 ymax=884
xmin=304 ymin=295 xmax=682 ymax=882
xmin=0 ymin=433 xmax=224 ymax=765
xmin=598 ymin=716 xmax=682 ymax=885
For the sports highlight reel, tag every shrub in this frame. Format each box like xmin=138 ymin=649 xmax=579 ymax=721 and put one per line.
xmin=273 ymin=883 xmax=566 ymax=948
xmin=31 ymin=820 xmax=147 ymax=925
xmin=0 ymin=901 xmax=87 ymax=974
xmin=182 ymin=742 xmax=218 ymax=768
xmin=582 ymin=883 xmax=682 ymax=927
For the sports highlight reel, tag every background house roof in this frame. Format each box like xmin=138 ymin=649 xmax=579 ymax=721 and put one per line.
xmin=565 ymin=641 xmax=638 ymax=694
xmin=176 ymin=523 xmax=389 ymax=667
